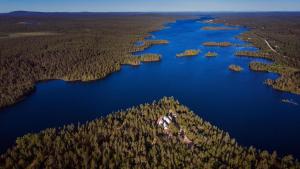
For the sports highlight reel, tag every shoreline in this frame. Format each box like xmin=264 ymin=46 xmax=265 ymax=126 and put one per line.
xmin=1 ymin=97 xmax=299 ymax=168
xmin=212 ymin=18 xmax=300 ymax=95
xmin=0 ymin=17 xmax=181 ymax=110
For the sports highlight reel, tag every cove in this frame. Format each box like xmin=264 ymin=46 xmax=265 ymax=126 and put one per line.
xmin=1 ymin=18 xmax=300 ymax=158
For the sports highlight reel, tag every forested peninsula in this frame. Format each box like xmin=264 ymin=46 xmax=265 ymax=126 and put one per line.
xmin=0 ymin=13 xmax=190 ymax=109
xmin=214 ymin=13 xmax=300 ymax=94
xmin=1 ymin=97 xmax=299 ymax=169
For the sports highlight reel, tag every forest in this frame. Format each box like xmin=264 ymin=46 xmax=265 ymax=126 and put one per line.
xmin=249 ymin=62 xmax=300 ymax=94
xmin=123 ymin=54 xmax=162 ymax=66
xmin=214 ymin=12 xmax=300 ymax=68
xmin=202 ymin=42 xmax=232 ymax=47
xmin=201 ymin=26 xmax=238 ymax=31
xmin=1 ymin=97 xmax=299 ymax=169
xmin=229 ymin=64 xmax=243 ymax=72
xmin=205 ymin=52 xmax=218 ymax=57
xmin=0 ymin=13 xmax=188 ymax=109
xmin=176 ymin=49 xmax=201 ymax=57
xmin=214 ymin=13 xmax=300 ymax=94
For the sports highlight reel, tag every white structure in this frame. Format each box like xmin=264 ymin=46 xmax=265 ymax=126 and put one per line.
xmin=157 ymin=110 xmax=177 ymax=130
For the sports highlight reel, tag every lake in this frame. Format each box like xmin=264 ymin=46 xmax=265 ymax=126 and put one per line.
xmin=1 ymin=17 xmax=300 ymax=158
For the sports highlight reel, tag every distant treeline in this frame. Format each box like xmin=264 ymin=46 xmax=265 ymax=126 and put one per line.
xmin=0 ymin=97 xmax=299 ymax=168
xmin=214 ymin=13 xmax=300 ymax=94
xmin=202 ymin=42 xmax=232 ymax=47
xmin=0 ymin=14 xmax=188 ymax=109
xmin=214 ymin=13 xmax=300 ymax=69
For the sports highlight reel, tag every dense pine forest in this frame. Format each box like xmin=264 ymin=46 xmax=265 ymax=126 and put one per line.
xmin=215 ymin=13 xmax=300 ymax=94
xmin=0 ymin=97 xmax=299 ymax=168
xmin=215 ymin=12 xmax=300 ymax=68
xmin=1 ymin=12 xmax=300 ymax=108
xmin=0 ymin=12 xmax=189 ymax=109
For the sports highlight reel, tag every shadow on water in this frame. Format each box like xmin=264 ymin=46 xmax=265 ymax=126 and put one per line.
xmin=1 ymin=17 xmax=300 ymax=158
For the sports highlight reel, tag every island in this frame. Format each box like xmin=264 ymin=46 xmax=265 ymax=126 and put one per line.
xmin=215 ymin=13 xmax=300 ymax=95
xmin=203 ymin=42 xmax=232 ymax=47
xmin=1 ymin=97 xmax=299 ymax=168
xmin=146 ymin=39 xmax=169 ymax=45
xmin=201 ymin=26 xmax=238 ymax=31
xmin=205 ymin=51 xmax=218 ymax=57
xmin=176 ymin=49 xmax=201 ymax=57
xmin=229 ymin=64 xmax=243 ymax=72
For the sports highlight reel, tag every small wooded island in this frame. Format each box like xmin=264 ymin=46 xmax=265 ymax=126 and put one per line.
xmin=1 ymin=97 xmax=299 ymax=168
xmin=229 ymin=64 xmax=243 ymax=72
xmin=201 ymin=26 xmax=238 ymax=31
xmin=203 ymin=42 xmax=232 ymax=47
xmin=205 ymin=51 xmax=218 ymax=57
xmin=176 ymin=49 xmax=201 ymax=57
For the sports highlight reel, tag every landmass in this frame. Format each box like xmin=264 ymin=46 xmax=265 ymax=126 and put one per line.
xmin=0 ymin=32 xmax=60 ymax=38
xmin=176 ymin=49 xmax=201 ymax=57
xmin=249 ymin=62 xmax=300 ymax=94
xmin=235 ymin=51 xmax=273 ymax=60
xmin=123 ymin=54 xmax=162 ymax=66
xmin=229 ymin=64 xmax=243 ymax=72
xmin=201 ymin=26 xmax=238 ymax=31
xmin=205 ymin=51 xmax=218 ymax=57
xmin=214 ymin=12 xmax=300 ymax=68
xmin=0 ymin=12 xmax=189 ymax=109
xmin=138 ymin=54 xmax=162 ymax=62
xmin=203 ymin=42 xmax=232 ymax=47
xmin=214 ymin=13 xmax=300 ymax=94
xmin=0 ymin=97 xmax=299 ymax=168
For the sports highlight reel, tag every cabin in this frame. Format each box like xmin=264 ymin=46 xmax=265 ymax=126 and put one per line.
xmin=157 ymin=109 xmax=178 ymax=130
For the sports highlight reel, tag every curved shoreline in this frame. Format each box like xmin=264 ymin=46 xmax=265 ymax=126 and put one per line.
xmin=212 ymin=19 xmax=300 ymax=95
xmin=1 ymin=16 xmax=300 ymax=161
xmin=1 ymin=97 xmax=299 ymax=168
xmin=0 ymin=19 xmax=175 ymax=110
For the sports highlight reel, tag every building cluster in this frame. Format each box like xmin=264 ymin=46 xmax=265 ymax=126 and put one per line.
xmin=157 ymin=109 xmax=193 ymax=146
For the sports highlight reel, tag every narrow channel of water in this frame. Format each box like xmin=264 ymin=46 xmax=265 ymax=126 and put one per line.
xmin=1 ymin=18 xmax=300 ymax=157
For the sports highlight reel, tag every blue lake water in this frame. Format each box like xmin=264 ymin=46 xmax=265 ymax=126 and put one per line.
xmin=1 ymin=18 xmax=300 ymax=158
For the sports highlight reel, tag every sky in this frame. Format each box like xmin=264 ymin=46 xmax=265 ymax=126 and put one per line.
xmin=0 ymin=0 xmax=300 ymax=13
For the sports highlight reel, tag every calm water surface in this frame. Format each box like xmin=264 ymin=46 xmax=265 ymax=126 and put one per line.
xmin=1 ymin=18 xmax=300 ymax=157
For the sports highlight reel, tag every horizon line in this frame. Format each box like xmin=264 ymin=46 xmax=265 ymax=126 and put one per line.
xmin=2 ymin=10 xmax=300 ymax=14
